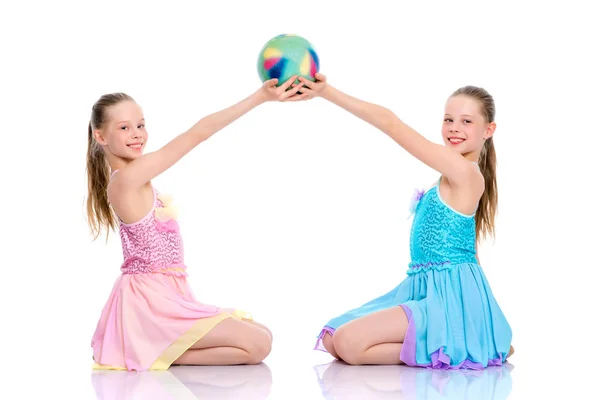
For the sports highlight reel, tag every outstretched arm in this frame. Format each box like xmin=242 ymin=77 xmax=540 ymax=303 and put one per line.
xmin=113 ymin=76 xmax=301 ymax=191
xmin=296 ymin=75 xmax=478 ymax=186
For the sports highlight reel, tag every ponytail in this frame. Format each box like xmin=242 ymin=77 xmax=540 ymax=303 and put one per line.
xmin=476 ymin=137 xmax=497 ymax=241
xmin=86 ymin=121 xmax=116 ymax=240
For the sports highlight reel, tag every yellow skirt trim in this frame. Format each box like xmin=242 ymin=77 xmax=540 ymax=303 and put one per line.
xmin=92 ymin=309 xmax=253 ymax=371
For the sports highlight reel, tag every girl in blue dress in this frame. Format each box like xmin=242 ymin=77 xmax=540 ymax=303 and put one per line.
xmin=293 ymin=74 xmax=513 ymax=369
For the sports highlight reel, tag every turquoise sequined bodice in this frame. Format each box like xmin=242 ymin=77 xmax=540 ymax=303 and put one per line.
xmin=408 ymin=184 xmax=478 ymax=271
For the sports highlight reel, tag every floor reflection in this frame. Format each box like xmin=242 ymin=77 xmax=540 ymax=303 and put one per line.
xmin=314 ymin=361 xmax=513 ymax=400
xmin=91 ymin=363 xmax=273 ymax=400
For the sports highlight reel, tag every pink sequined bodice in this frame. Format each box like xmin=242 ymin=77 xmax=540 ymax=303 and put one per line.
xmin=118 ymin=188 xmax=187 ymax=277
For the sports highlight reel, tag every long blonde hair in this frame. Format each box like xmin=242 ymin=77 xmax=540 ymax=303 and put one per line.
xmin=451 ymin=86 xmax=498 ymax=242
xmin=86 ymin=92 xmax=134 ymax=240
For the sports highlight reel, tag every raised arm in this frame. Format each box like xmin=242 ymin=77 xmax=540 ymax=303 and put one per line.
xmin=113 ymin=76 xmax=300 ymax=191
xmin=297 ymin=75 xmax=479 ymax=186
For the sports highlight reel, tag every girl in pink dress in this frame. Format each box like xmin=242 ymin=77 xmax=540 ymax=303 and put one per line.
xmin=88 ymin=76 xmax=301 ymax=371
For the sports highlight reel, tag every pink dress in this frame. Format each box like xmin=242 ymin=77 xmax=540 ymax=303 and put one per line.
xmin=91 ymin=176 xmax=251 ymax=371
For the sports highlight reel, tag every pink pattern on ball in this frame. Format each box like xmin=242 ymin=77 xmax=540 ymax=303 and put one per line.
xmin=263 ymin=58 xmax=281 ymax=70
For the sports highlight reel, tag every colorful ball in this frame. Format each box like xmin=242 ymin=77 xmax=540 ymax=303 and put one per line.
xmin=257 ymin=34 xmax=320 ymax=86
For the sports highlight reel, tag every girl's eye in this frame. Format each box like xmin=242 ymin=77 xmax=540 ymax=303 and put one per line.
xmin=463 ymin=120 xmax=472 ymax=124
xmin=120 ymin=126 xmax=128 ymax=130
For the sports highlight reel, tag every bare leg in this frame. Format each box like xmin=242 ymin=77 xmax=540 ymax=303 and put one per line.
xmin=173 ymin=318 xmax=271 ymax=366
xmin=332 ymin=307 xmax=408 ymax=365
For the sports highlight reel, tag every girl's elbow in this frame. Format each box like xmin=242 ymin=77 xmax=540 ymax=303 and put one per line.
xmin=379 ymin=108 xmax=399 ymax=134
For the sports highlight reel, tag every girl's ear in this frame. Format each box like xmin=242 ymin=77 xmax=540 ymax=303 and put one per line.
xmin=94 ymin=129 xmax=108 ymax=146
xmin=484 ymin=122 xmax=496 ymax=140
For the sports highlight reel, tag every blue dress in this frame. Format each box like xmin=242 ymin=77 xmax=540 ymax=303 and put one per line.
xmin=314 ymin=179 xmax=512 ymax=369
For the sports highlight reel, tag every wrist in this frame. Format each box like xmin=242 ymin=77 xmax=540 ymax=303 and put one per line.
xmin=321 ymin=84 xmax=334 ymax=100
xmin=252 ymin=88 xmax=269 ymax=105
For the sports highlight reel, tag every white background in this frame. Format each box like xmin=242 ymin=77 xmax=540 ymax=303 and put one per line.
xmin=1 ymin=0 xmax=598 ymax=399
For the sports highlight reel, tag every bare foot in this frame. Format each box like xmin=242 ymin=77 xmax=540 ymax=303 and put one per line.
xmin=507 ymin=345 xmax=515 ymax=358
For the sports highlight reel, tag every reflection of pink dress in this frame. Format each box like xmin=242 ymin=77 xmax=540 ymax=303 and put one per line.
xmin=91 ymin=176 xmax=251 ymax=371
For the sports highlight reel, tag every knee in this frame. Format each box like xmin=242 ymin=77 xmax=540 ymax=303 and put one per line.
xmin=322 ymin=333 xmax=339 ymax=359
xmin=332 ymin=326 xmax=362 ymax=365
xmin=263 ymin=326 xmax=273 ymax=343
xmin=246 ymin=332 xmax=272 ymax=365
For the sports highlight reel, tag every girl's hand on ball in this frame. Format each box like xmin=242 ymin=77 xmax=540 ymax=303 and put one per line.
xmin=259 ymin=75 xmax=301 ymax=102
xmin=285 ymin=73 xmax=327 ymax=101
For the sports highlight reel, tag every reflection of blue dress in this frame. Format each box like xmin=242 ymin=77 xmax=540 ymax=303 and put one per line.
xmin=314 ymin=361 xmax=513 ymax=400
xmin=315 ymin=179 xmax=512 ymax=369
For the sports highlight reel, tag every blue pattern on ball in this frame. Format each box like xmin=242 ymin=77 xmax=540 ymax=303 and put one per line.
xmin=268 ymin=58 xmax=288 ymax=80
xmin=308 ymin=48 xmax=320 ymax=71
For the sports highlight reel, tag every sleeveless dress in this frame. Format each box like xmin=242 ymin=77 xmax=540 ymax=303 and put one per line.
xmin=91 ymin=174 xmax=251 ymax=371
xmin=314 ymin=178 xmax=512 ymax=369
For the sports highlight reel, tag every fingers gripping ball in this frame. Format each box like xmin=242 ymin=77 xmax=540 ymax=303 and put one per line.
xmin=257 ymin=34 xmax=320 ymax=86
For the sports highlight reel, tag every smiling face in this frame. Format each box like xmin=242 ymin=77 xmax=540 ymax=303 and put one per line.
xmin=93 ymin=100 xmax=148 ymax=162
xmin=442 ymin=95 xmax=495 ymax=158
